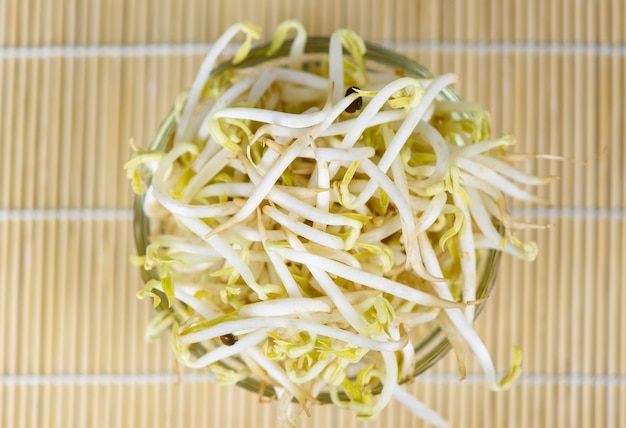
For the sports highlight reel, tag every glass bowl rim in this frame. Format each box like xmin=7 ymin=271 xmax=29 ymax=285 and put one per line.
xmin=133 ymin=36 xmax=502 ymax=402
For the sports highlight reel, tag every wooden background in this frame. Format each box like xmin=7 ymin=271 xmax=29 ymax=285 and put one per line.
xmin=1 ymin=0 xmax=624 ymax=426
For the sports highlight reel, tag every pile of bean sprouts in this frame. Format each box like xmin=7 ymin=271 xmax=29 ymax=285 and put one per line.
xmin=126 ymin=21 xmax=554 ymax=427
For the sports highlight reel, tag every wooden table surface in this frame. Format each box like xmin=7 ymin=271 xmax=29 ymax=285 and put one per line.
xmin=1 ymin=1 xmax=624 ymax=426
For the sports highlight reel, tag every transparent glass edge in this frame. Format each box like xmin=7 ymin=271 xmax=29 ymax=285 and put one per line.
xmin=132 ymin=38 xmax=502 ymax=401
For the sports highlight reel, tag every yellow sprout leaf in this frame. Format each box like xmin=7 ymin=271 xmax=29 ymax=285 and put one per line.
xmin=496 ymin=346 xmax=523 ymax=390
xmin=160 ymin=274 xmax=175 ymax=308
xmin=137 ymin=279 xmax=163 ymax=308
xmin=267 ymin=20 xmax=306 ymax=55
xmin=232 ymin=22 xmax=262 ymax=64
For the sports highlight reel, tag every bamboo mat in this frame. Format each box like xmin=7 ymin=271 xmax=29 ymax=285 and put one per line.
xmin=1 ymin=0 xmax=625 ymax=427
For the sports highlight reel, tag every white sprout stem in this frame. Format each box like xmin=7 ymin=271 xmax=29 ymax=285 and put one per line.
xmin=284 ymin=234 xmax=369 ymax=334
xmin=285 ymin=22 xmax=306 ymax=69
xmin=176 ymin=215 xmax=272 ymax=298
xmin=445 ymin=309 xmax=502 ymax=389
xmin=246 ymin=346 xmax=307 ymax=404
xmin=195 ymin=182 xmax=257 ymax=199
xmin=416 ymin=233 xmax=453 ymax=302
xmin=464 ymin=187 xmax=505 ymax=248
xmin=232 ymin=226 xmax=286 ymax=242
xmin=478 ymin=193 xmax=514 ymax=229
xmin=310 ymin=380 xmax=328 ymax=401
xmin=303 ymin=310 xmax=360 ymax=326
xmin=168 ymin=261 xmax=215 ymax=275
xmin=270 ymin=190 xmax=361 ymax=230
xmin=276 ymin=389 xmax=303 ymax=428
xmin=142 ymin=187 xmax=170 ymax=219
xmin=250 ymin=123 xmax=302 ymax=143
xmin=198 ymin=75 xmax=257 ymax=135
xmin=260 ymin=214 xmax=362 ymax=327
xmin=386 ymin=120 xmax=413 ymax=210
xmin=207 ymin=105 xmax=331 ymax=131
xmin=153 ymin=197 xmax=239 ymax=218
xmin=474 ymin=153 xmax=559 ymax=185
xmin=328 ymin=30 xmax=345 ymax=103
xmin=183 ymin=329 xmax=270 ymax=369
xmin=419 ymin=233 xmax=468 ymax=379
xmin=457 ymin=172 xmax=507 ymax=209
xmin=389 ymin=141 xmax=424 ymax=270
xmin=399 ymin=339 xmax=416 ymax=381
xmin=310 ymin=146 xmax=375 ymax=163
xmin=370 ymin=351 xmax=399 ymax=416
xmin=314 ymin=157 xmax=331 ymax=215
xmin=268 ymin=20 xmax=308 ymax=70
xmin=208 ymin=93 xmax=361 ymax=237
xmin=151 ymin=143 xmax=241 ymax=218
xmin=179 ymin=317 xmax=408 ymax=352
xmin=396 ymin=307 xmax=441 ymax=327
xmin=207 ymin=132 xmax=314 ymax=235
xmin=379 ymin=73 xmax=455 ymax=170
xmin=392 ymin=385 xmax=449 ymax=428
xmin=268 ymin=244 xmax=463 ymax=309
xmin=436 ymin=310 xmax=469 ymax=378
xmin=274 ymin=88 xmax=323 ymax=110
xmin=238 ymin=298 xmax=331 ymax=318
xmin=151 ymin=141 xmax=196 ymax=179
xmin=193 ymin=137 xmax=222 ymax=171
xmin=419 ymin=237 xmax=469 ymax=379
xmin=267 ymin=249 xmax=303 ymax=298
xmin=251 ymin=109 xmax=409 ymax=142
xmin=473 ymin=234 xmax=538 ymax=260
xmin=162 ymin=201 xmax=239 ymax=219
xmin=312 ymin=290 xmax=380 ymax=308
xmin=288 ymin=355 xmax=338 ymax=384
xmin=152 ymin=283 xmax=216 ymax=320
xmin=322 ymin=109 xmax=409 ymax=136
xmin=177 ymin=23 xmax=256 ymax=141
xmin=200 ymin=179 xmax=360 ymax=238
xmin=196 ymin=182 xmax=320 ymax=200
xmin=252 ymin=143 xmax=282 ymax=175
xmin=338 ymin=77 xmax=424 ymax=150
xmin=454 ymin=135 xmax=514 ymax=159
xmin=452 ymin=192 xmax=477 ymax=321
xmin=417 ymin=232 xmax=505 ymax=389
xmin=182 ymin=147 xmax=232 ymax=202
xmin=247 ymin=69 xmax=277 ymax=105
xmin=357 ymin=159 xmax=438 ymax=281
xmin=416 ymin=192 xmax=448 ymax=233
xmin=341 ymin=73 xmax=451 ymax=162
xmin=257 ymin=220 xmax=304 ymax=298
xmin=456 ymin=157 xmax=546 ymax=203
xmin=410 ymin=121 xmax=451 ymax=187
xmin=346 ymin=74 xmax=457 ymax=206
xmin=149 ymin=236 xmax=221 ymax=257
xmin=304 ymin=242 xmax=362 ymax=269
xmin=358 ymin=215 xmax=402 ymax=243
xmin=263 ymin=206 xmax=345 ymax=250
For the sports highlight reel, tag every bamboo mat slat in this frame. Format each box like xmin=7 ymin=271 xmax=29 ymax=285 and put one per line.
xmin=1 ymin=1 xmax=625 ymax=427
xmin=2 ymin=382 xmax=625 ymax=427
xmin=1 ymin=0 xmax=626 ymax=46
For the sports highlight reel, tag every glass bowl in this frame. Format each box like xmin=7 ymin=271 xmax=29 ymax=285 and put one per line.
xmin=133 ymin=37 xmax=502 ymax=402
